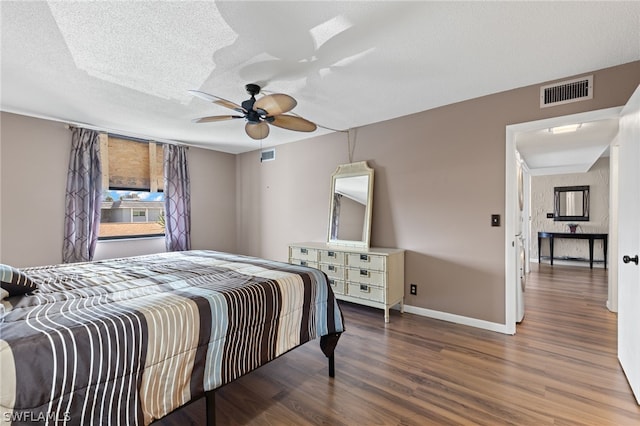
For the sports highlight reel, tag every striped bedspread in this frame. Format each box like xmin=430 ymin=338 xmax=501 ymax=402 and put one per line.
xmin=0 ymin=250 xmax=344 ymax=425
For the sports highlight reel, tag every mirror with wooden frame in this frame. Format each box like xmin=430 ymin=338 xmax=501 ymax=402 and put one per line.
xmin=554 ymin=185 xmax=589 ymax=221
xmin=327 ymin=161 xmax=374 ymax=248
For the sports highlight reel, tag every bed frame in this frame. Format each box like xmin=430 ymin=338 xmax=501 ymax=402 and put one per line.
xmin=203 ymin=351 xmax=336 ymax=426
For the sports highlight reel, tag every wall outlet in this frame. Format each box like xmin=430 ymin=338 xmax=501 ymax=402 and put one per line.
xmin=410 ymin=284 xmax=417 ymax=295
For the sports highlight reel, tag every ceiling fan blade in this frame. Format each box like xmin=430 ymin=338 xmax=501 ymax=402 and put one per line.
xmin=254 ymin=93 xmax=297 ymax=116
xmin=188 ymin=90 xmax=246 ymax=113
xmin=192 ymin=115 xmax=243 ymax=123
xmin=245 ymin=122 xmax=270 ymax=140
xmin=270 ymin=115 xmax=317 ymax=132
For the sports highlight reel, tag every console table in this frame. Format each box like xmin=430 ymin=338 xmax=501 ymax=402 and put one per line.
xmin=538 ymin=232 xmax=608 ymax=269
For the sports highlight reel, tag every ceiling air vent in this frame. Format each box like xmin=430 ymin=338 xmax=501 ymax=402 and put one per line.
xmin=260 ymin=148 xmax=275 ymax=162
xmin=540 ymin=75 xmax=593 ymax=108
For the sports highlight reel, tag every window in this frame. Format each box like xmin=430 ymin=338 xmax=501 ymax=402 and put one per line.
xmin=132 ymin=209 xmax=147 ymax=222
xmin=99 ymin=135 xmax=165 ymax=239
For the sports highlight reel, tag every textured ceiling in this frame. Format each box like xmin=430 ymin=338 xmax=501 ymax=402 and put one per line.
xmin=1 ymin=1 xmax=639 ymax=154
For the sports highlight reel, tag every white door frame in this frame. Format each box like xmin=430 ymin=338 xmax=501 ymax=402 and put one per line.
xmin=505 ymin=106 xmax=623 ymax=334
xmin=608 ymin=140 xmax=620 ymax=313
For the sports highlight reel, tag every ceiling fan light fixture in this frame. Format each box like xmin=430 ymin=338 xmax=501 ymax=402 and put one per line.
xmin=245 ymin=122 xmax=269 ymax=140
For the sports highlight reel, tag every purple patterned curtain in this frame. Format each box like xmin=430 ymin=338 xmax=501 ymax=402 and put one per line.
xmin=164 ymin=144 xmax=191 ymax=251
xmin=62 ymin=128 xmax=102 ymax=263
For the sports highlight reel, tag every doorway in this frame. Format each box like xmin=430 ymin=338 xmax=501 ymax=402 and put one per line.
xmin=505 ymin=106 xmax=623 ymax=334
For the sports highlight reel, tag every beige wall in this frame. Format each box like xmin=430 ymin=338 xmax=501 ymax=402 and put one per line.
xmin=189 ymin=145 xmax=237 ymax=253
xmin=1 ymin=113 xmax=70 ymax=267
xmin=0 ymin=112 xmax=237 ymax=267
xmin=531 ymin=157 xmax=610 ymax=262
xmin=236 ymin=61 xmax=640 ymax=324
xmin=1 ymin=61 xmax=638 ymax=324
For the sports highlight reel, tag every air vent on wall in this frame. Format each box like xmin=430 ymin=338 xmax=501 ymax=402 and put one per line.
xmin=260 ymin=148 xmax=275 ymax=162
xmin=540 ymin=75 xmax=593 ymax=108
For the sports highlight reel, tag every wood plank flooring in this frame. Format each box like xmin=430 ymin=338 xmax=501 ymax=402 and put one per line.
xmin=197 ymin=264 xmax=640 ymax=425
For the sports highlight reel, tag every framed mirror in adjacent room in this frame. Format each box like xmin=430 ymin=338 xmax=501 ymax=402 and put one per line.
xmin=554 ymin=185 xmax=589 ymax=221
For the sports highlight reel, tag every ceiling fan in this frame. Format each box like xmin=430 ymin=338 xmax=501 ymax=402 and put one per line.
xmin=189 ymin=84 xmax=317 ymax=140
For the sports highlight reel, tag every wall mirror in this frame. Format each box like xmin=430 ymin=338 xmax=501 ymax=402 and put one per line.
xmin=328 ymin=161 xmax=374 ymax=248
xmin=554 ymin=185 xmax=589 ymax=221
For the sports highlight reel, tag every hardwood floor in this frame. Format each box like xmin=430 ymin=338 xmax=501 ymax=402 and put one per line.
xmin=207 ymin=264 xmax=640 ymax=425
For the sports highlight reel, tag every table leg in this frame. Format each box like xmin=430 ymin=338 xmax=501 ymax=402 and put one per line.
xmin=550 ymin=236 xmax=554 ymax=266
xmin=538 ymin=235 xmax=542 ymax=264
xmin=603 ymin=237 xmax=608 ymax=269
xmin=589 ymin=238 xmax=594 ymax=269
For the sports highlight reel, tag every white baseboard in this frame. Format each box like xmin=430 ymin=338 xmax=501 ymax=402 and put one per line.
xmin=530 ymin=257 xmax=607 ymax=269
xmin=402 ymin=304 xmax=512 ymax=334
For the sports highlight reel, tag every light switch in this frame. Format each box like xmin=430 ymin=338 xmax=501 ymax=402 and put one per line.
xmin=491 ymin=214 xmax=500 ymax=227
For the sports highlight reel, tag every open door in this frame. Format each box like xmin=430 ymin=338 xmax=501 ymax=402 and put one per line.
xmin=617 ymin=84 xmax=640 ymax=404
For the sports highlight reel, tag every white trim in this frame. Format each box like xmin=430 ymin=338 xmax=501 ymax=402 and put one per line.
xmin=403 ymin=304 xmax=511 ymax=334
xmin=505 ymin=125 xmax=518 ymax=335
xmin=530 ymin=257 xmax=607 ymax=269
xmin=607 ymin=140 xmax=619 ymax=313
xmin=97 ymin=235 xmax=165 ymax=243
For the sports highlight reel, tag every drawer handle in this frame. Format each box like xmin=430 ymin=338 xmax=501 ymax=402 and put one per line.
xmin=360 ymin=269 xmax=369 ymax=277
xmin=301 ymin=261 xmax=308 ymax=266
xmin=360 ymin=254 xmax=369 ymax=261
xmin=359 ymin=284 xmax=369 ymax=292
xmin=301 ymin=248 xmax=308 ymax=254
xmin=328 ymin=251 xmax=335 ymax=257
xmin=329 ymin=279 xmax=336 ymax=286
xmin=328 ymin=265 xmax=336 ymax=271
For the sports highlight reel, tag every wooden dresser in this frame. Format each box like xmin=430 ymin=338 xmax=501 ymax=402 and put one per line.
xmin=289 ymin=242 xmax=405 ymax=323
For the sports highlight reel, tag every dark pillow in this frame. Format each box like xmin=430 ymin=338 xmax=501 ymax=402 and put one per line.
xmin=0 ymin=264 xmax=38 ymax=296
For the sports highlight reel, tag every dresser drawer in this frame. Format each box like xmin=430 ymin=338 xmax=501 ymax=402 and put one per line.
xmin=347 ymin=282 xmax=384 ymax=302
xmin=289 ymin=258 xmax=318 ymax=269
xmin=319 ymin=263 xmax=345 ymax=279
xmin=290 ymin=247 xmax=318 ymax=262
xmin=289 ymin=243 xmax=404 ymax=323
xmin=347 ymin=268 xmax=385 ymax=286
xmin=319 ymin=249 xmax=345 ymax=264
xmin=346 ymin=253 xmax=385 ymax=271
xmin=327 ymin=278 xmax=345 ymax=295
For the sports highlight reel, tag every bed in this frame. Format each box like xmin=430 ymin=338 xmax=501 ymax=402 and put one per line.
xmin=0 ymin=250 xmax=344 ymax=425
